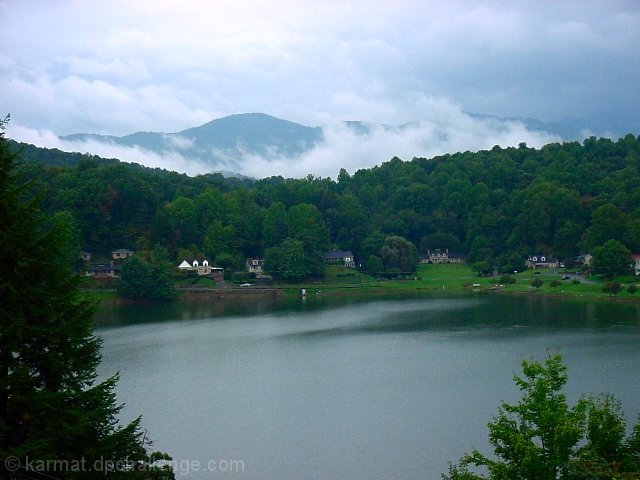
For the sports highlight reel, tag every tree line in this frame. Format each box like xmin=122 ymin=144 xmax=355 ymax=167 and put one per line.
xmin=10 ymin=133 xmax=640 ymax=278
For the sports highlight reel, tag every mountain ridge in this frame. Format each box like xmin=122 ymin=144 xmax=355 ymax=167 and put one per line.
xmin=59 ymin=112 xmax=599 ymax=174
xmin=62 ymin=113 xmax=323 ymax=167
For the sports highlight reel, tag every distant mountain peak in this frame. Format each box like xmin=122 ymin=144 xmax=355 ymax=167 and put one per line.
xmin=61 ymin=113 xmax=324 ymax=171
xmin=59 ymin=112 xmax=599 ymax=175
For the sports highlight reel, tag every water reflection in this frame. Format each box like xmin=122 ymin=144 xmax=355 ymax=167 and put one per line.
xmin=95 ymin=292 xmax=640 ymax=334
xmin=95 ymin=294 xmax=640 ymax=480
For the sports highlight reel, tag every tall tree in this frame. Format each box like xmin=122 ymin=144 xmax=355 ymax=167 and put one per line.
xmin=263 ymin=238 xmax=309 ymax=281
xmin=0 ymin=117 xmax=172 ymax=479
xmin=592 ymin=239 xmax=632 ymax=278
xmin=379 ymin=235 xmax=418 ymax=275
xmin=118 ymin=247 xmax=176 ymax=301
xmin=261 ymin=201 xmax=288 ymax=248
xmin=287 ymin=203 xmax=329 ymax=277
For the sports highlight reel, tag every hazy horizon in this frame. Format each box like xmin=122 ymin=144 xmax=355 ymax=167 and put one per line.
xmin=2 ymin=0 xmax=639 ymax=177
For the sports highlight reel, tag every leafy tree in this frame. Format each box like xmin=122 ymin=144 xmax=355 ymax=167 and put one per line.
xmin=472 ymin=261 xmax=491 ymax=277
xmin=202 ymin=220 xmax=238 ymax=258
xmin=592 ymin=239 xmax=632 ymax=278
xmin=360 ymin=231 xmax=386 ymax=262
xmin=627 ymin=284 xmax=638 ymax=295
xmin=214 ymin=252 xmax=244 ymax=272
xmin=117 ymin=249 xmax=176 ymax=301
xmin=499 ymin=275 xmax=516 ymax=285
xmin=287 ymin=203 xmax=329 ymax=277
xmin=581 ymin=204 xmax=627 ymax=251
xmin=467 ymin=235 xmax=492 ymax=265
xmin=531 ymin=277 xmax=544 ymax=289
xmin=379 ymin=235 xmax=418 ymax=275
xmin=195 ymin=187 xmax=226 ymax=228
xmin=602 ymin=281 xmax=622 ymax=296
xmin=261 ymin=201 xmax=287 ymax=248
xmin=162 ymin=196 xmax=198 ymax=250
xmin=365 ymin=255 xmax=384 ymax=276
xmin=496 ymin=251 xmax=526 ymax=275
xmin=549 ymin=279 xmax=562 ymax=288
xmin=445 ymin=355 xmax=583 ymax=480
xmin=117 ymin=255 xmax=150 ymax=298
xmin=570 ymin=394 xmax=640 ymax=477
xmin=420 ymin=231 xmax=461 ymax=252
xmin=0 ymin=117 xmax=173 ymax=479
xmin=444 ymin=355 xmax=640 ymax=480
xmin=264 ymin=238 xmax=309 ymax=282
xmin=146 ymin=244 xmax=178 ymax=300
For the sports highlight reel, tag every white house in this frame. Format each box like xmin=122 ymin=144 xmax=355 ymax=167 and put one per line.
xmin=178 ymin=258 xmax=212 ymax=276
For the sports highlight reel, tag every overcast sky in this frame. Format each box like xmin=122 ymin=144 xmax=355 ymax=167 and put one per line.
xmin=2 ymin=1 xmax=639 ymax=177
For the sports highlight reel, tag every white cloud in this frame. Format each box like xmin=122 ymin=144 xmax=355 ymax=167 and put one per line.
xmin=1 ymin=0 xmax=639 ymax=149
xmin=7 ymin=124 xmax=64 ymax=149
xmin=227 ymin=101 xmax=558 ymax=179
xmin=64 ymin=140 xmax=210 ymax=176
xmin=163 ymin=134 xmax=194 ymax=150
xmin=8 ymin=97 xmax=558 ymax=180
xmin=7 ymin=124 xmax=208 ymax=176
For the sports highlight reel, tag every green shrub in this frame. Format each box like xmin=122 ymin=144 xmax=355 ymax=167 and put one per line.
xmin=499 ymin=275 xmax=516 ymax=284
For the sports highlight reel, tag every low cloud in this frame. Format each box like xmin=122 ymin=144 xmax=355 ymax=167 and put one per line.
xmin=7 ymin=123 xmax=209 ymax=176
xmin=8 ymin=100 xmax=559 ymax=179
xmin=216 ymin=100 xmax=560 ymax=178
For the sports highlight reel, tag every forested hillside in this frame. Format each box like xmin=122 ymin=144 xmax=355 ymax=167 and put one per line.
xmin=11 ymin=134 xmax=640 ymax=276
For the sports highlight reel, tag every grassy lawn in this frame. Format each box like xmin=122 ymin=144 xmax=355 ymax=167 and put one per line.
xmin=283 ymin=264 xmax=476 ymax=294
xmin=281 ymin=263 xmax=640 ymax=300
xmin=85 ymin=263 xmax=640 ymax=303
xmin=496 ymin=268 xmax=639 ymax=299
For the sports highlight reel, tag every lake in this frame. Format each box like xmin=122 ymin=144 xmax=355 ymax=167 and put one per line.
xmin=95 ymin=293 xmax=640 ymax=479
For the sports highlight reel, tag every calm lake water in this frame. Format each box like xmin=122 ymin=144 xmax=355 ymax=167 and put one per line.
xmin=95 ymin=293 xmax=640 ymax=479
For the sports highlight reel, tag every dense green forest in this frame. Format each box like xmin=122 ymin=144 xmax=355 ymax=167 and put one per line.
xmin=9 ymin=134 xmax=640 ymax=277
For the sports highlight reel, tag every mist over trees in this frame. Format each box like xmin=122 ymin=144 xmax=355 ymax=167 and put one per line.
xmin=9 ymin=134 xmax=640 ymax=277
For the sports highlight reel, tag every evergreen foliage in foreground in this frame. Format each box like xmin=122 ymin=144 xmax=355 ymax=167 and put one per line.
xmin=0 ymin=117 xmax=174 ymax=479
xmin=444 ymin=354 xmax=640 ymax=480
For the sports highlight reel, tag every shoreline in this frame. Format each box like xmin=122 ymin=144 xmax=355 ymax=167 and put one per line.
xmin=86 ymin=263 xmax=640 ymax=306
xmin=88 ymin=282 xmax=640 ymax=306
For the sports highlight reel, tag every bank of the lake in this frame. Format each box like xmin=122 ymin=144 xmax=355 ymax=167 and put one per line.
xmin=221 ymin=264 xmax=640 ymax=302
xmin=85 ymin=263 xmax=640 ymax=306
